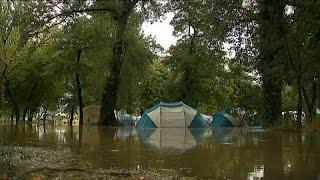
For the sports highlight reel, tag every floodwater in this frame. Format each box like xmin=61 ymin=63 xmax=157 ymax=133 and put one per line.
xmin=1 ymin=124 xmax=320 ymax=179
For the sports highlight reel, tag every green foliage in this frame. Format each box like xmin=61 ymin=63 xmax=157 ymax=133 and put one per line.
xmin=0 ymin=0 xmax=319 ymax=128
xmin=139 ymin=59 xmax=172 ymax=109
xmin=117 ymin=13 xmax=161 ymax=113
xmin=282 ymin=85 xmax=297 ymax=111
xmin=51 ymin=16 xmax=114 ymax=108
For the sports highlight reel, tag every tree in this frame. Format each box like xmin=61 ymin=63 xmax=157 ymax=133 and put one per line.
xmin=166 ymin=0 xmax=252 ymax=113
xmin=256 ymin=0 xmax=287 ymax=127
xmin=97 ymin=0 xmax=146 ymax=125
xmin=0 ymin=0 xmax=56 ymax=122
xmin=44 ymin=0 xmax=164 ymax=125
xmin=116 ymin=18 xmax=160 ymax=114
xmin=51 ymin=15 xmax=114 ymax=125
xmin=280 ymin=1 xmax=320 ymax=123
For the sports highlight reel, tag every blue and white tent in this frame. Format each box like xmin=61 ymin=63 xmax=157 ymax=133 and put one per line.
xmin=211 ymin=113 xmax=236 ymax=127
xmin=137 ymin=102 xmax=208 ymax=128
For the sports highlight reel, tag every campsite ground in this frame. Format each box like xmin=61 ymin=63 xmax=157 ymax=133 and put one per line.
xmin=0 ymin=146 xmax=192 ymax=180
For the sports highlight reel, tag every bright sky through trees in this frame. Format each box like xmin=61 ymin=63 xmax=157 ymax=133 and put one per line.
xmin=142 ymin=12 xmax=234 ymax=58
xmin=142 ymin=13 xmax=177 ymax=51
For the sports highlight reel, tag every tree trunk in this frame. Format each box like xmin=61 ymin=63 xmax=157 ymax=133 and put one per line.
xmin=78 ymin=125 xmax=83 ymax=149
xmin=302 ymin=80 xmax=317 ymax=123
xmin=5 ymin=80 xmax=20 ymax=123
xmin=43 ymin=108 xmax=48 ymax=122
xmin=70 ymin=104 xmax=75 ymax=126
xmin=28 ymin=108 xmax=33 ymax=122
xmin=25 ymin=81 xmax=38 ymax=123
xmin=99 ymin=9 xmax=132 ymax=126
xmin=14 ymin=105 xmax=20 ymax=123
xmin=181 ymin=25 xmax=196 ymax=102
xmin=22 ymin=108 xmax=28 ymax=122
xmin=11 ymin=107 xmax=14 ymax=124
xmin=296 ymin=78 xmax=303 ymax=128
xmin=0 ymin=64 xmax=7 ymax=108
xmin=258 ymin=0 xmax=285 ymax=127
xmin=261 ymin=76 xmax=283 ymax=127
xmin=75 ymin=50 xmax=84 ymax=126
xmin=0 ymin=65 xmax=7 ymax=90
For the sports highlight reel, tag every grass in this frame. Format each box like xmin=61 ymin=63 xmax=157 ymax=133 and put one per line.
xmin=0 ymin=160 xmax=29 ymax=179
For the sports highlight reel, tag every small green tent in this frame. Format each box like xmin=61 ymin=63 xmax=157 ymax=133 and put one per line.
xmin=137 ymin=102 xmax=208 ymax=128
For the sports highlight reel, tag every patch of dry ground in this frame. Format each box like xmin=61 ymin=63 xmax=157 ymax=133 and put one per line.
xmin=0 ymin=146 xmax=194 ymax=180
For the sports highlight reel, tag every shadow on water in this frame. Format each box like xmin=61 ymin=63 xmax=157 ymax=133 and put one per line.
xmin=1 ymin=123 xmax=320 ymax=179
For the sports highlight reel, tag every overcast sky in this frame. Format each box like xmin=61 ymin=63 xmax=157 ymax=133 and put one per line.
xmin=141 ymin=12 xmax=234 ymax=58
xmin=141 ymin=13 xmax=177 ymax=51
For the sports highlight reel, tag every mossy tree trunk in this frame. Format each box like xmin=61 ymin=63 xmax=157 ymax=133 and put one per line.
xmin=70 ymin=103 xmax=75 ymax=126
xmin=258 ymin=0 xmax=286 ymax=127
xmin=302 ymin=79 xmax=317 ymax=123
xmin=76 ymin=50 xmax=84 ymax=126
xmin=99 ymin=0 xmax=138 ymax=126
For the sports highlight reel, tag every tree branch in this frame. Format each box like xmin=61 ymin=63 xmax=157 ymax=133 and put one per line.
xmin=46 ymin=7 xmax=119 ymax=25
xmin=283 ymin=35 xmax=298 ymax=73
xmin=311 ymin=79 xmax=317 ymax=108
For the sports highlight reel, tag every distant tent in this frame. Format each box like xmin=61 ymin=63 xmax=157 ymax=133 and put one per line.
xmin=201 ymin=114 xmax=213 ymax=125
xmin=211 ymin=113 xmax=235 ymax=127
xmin=116 ymin=112 xmax=138 ymax=125
xmin=137 ymin=102 xmax=208 ymax=128
xmin=83 ymin=105 xmax=100 ymax=125
xmin=250 ymin=113 xmax=261 ymax=127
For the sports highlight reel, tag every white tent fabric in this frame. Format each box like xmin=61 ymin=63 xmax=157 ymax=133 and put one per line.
xmin=147 ymin=105 xmax=197 ymax=128
xmin=147 ymin=107 xmax=161 ymax=127
xmin=224 ymin=114 xmax=238 ymax=126
xmin=161 ymin=106 xmax=185 ymax=127
xmin=184 ymin=106 xmax=197 ymax=127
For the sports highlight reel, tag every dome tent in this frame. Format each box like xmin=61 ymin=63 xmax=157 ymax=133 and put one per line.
xmin=211 ymin=113 xmax=235 ymax=127
xmin=137 ymin=102 xmax=208 ymax=128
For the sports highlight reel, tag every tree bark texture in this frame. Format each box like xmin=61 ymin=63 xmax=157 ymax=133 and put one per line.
xmin=99 ymin=1 xmax=137 ymax=126
xmin=70 ymin=104 xmax=75 ymax=126
xmin=258 ymin=0 xmax=286 ymax=127
xmin=76 ymin=50 xmax=84 ymax=126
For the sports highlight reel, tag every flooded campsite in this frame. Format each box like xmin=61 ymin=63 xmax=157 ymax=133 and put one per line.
xmin=1 ymin=0 xmax=320 ymax=179
xmin=1 ymin=123 xmax=320 ymax=179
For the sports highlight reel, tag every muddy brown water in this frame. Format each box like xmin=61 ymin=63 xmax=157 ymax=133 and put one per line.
xmin=1 ymin=124 xmax=320 ymax=179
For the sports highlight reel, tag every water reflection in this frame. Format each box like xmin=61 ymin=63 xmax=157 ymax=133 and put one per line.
xmin=115 ymin=126 xmax=137 ymax=139
xmin=248 ymin=163 xmax=264 ymax=180
xmin=139 ymin=128 xmax=207 ymax=154
xmin=1 ymin=124 xmax=320 ymax=179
